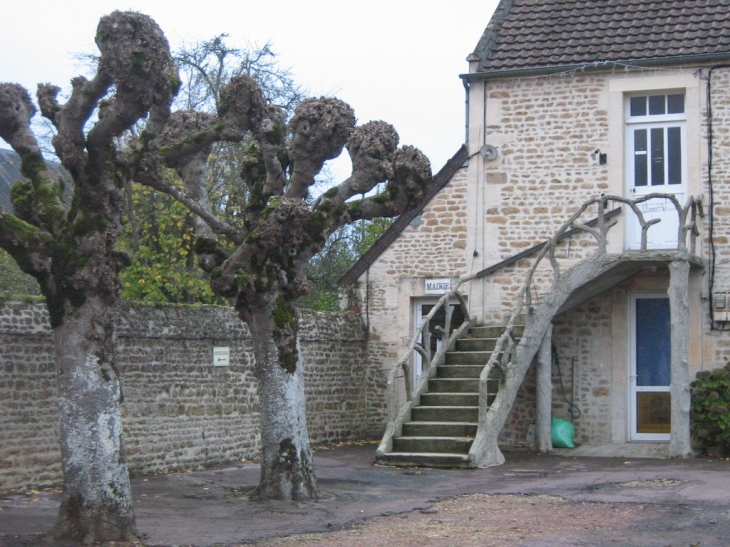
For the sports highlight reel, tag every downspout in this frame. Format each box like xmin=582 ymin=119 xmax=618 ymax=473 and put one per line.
xmin=706 ymin=65 xmax=730 ymax=331
xmin=462 ymin=78 xmax=470 ymax=145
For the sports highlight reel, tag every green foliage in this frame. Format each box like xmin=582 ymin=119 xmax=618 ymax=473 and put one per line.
xmin=299 ymin=217 xmax=391 ymax=312
xmin=0 ymin=247 xmax=40 ymax=300
xmin=119 ymin=179 xmax=219 ymax=304
xmin=691 ymin=363 xmax=730 ymax=455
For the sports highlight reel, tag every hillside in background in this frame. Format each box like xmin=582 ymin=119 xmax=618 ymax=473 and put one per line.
xmin=0 ymin=148 xmax=69 ymax=212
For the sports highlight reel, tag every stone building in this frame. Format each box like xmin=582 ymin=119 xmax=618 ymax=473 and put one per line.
xmin=341 ymin=0 xmax=730 ymax=466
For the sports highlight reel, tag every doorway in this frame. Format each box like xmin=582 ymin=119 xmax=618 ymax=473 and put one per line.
xmin=629 ymin=293 xmax=671 ymax=441
xmin=413 ymin=300 xmax=465 ymax=386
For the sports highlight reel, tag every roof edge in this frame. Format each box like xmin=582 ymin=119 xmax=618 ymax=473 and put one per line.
xmin=461 ymin=52 xmax=730 ymax=81
xmin=338 ymin=145 xmax=470 ymax=287
xmin=468 ymin=0 xmax=514 ymax=62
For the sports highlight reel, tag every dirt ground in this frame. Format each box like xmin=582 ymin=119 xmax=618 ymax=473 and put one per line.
xmin=2 ymin=442 xmax=729 ymax=547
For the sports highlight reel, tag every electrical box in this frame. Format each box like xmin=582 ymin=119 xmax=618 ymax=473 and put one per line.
xmin=713 ymin=291 xmax=730 ymax=322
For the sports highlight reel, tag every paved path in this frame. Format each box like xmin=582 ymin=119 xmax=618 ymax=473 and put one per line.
xmin=1 ymin=442 xmax=729 ymax=546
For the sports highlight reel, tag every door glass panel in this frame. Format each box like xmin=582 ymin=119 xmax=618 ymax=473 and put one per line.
xmin=667 ymin=93 xmax=685 ymax=114
xmin=636 ymin=392 xmax=671 ymax=434
xmin=649 ymin=94 xmax=666 ymax=115
xmin=667 ymin=126 xmax=682 ymax=185
xmin=634 ymin=129 xmax=648 ymax=187
xmin=635 ymin=298 xmax=671 ymax=386
xmin=630 ymin=96 xmax=647 ymax=116
xmin=650 ymin=127 xmax=665 ymax=186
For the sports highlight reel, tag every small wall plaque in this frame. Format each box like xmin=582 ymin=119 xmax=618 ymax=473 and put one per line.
xmin=424 ymin=278 xmax=452 ymax=295
xmin=213 ymin=347 xmax=230 ymax=367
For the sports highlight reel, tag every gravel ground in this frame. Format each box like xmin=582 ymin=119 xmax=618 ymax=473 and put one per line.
xmin=2 ymin=443 xmax=729 ymax=547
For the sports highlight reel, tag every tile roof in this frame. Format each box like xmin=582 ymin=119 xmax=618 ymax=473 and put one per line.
xmin=471 ymin=0 xmax=730 ymax=76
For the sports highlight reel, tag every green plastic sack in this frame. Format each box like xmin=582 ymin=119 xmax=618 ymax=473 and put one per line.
xmin=551 ymin=418 xmax=575 ymax=448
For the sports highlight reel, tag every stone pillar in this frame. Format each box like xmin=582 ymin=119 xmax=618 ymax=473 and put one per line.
xmin=668 ymin=260 xmax=693 ymax=458
xmin=536 ymin=325 xmax=554 ymax=453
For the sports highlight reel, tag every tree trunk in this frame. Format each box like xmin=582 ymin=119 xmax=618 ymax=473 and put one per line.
xmin=247 ymin=307 xmax=318 ymax=501
xmin=50 ymin=295 xmax=136 ymax=542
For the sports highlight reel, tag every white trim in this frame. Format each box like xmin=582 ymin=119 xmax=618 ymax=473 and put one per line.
xmin=609 ymin=74 xmax=698 ymax=93
xmin=628 ymin=293 xmax=671 ymax=442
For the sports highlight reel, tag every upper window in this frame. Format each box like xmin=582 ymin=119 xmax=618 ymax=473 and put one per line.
xmin=627 ymin=93 xmax=686 ymax=189
xmin=629 ymin=93 xmax=685 ymax=118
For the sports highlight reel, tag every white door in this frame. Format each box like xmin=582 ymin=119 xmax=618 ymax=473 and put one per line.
xmin=629 ymin=294 xmax=671 ymax=441
xmin=626 ymin=93 xmax=687 ymax=250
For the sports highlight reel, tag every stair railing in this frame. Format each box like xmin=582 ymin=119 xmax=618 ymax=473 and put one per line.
xmin=376 ymin=287 xmax=472 ymax=457
xmin=467 ymin=193 xmax=704 ymax=467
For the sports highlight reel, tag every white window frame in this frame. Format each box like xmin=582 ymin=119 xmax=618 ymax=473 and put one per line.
xmin=625 ymin=91 xmax=687 ymax=192
xmin=624 ymin=91 xmax=688 ymax=250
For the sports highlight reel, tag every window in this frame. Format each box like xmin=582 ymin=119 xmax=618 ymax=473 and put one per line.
xmin=627 ymin=93 xmax=686 ymax=190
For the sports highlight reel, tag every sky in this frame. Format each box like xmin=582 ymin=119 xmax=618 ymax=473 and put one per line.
xmin=1 ymin=0 xmax=499 ymax=177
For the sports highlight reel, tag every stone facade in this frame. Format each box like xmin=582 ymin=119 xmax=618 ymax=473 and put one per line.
xmin=0 ymin=301 xmax=369 ymax=489
xmin=352 ymin=64 xmax=730 ymax=448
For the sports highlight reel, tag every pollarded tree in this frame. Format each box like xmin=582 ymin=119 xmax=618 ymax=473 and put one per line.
xmin=0 ymin=12 xmax=178 ymax=542
xmin=119 ymin=36 xmax=306 ymax=305
xmin=134 ymin=77 xmax=432 ymax=500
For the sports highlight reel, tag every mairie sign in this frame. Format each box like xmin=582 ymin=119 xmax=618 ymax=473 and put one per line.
xmin=424 ymin=278 xmax=452 ymax=294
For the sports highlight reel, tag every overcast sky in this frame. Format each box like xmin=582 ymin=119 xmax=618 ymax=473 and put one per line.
xmin=1 ymin=0 xmax=499 ymax=176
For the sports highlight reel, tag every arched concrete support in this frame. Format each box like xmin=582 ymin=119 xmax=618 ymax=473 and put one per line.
xmin=536 ymin=325 xmax=553 ymax=453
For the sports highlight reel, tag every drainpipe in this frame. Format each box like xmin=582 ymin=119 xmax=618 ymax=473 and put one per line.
xmin=706 ymin=65 xmax=730 ymax=331
xmin=462 ymin=78 xmax=470 ymax=145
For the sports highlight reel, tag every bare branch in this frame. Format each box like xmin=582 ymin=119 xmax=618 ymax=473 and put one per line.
xmin=135 ymin=164 xmax=241 ymax=244
xmin=0 ymin=210 xmax=54 ymax=283
xmin=315 ymin=121 xmax=399 ymax=211
xmin=337 ymin=145 xmax=431 ymax=225
xmin=0 ymin=83 xmax=68 ymax=233
xmin=86 ymin=12 xmax=179 ymax=153
xmin=285 ymin=97 xmax=356 ymax=199
xmin=0 ymin=83 xmax=41 ymax=156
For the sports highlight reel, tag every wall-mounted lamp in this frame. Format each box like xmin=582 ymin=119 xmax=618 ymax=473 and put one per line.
xmin=593 ymin=149 xmax=607 ymax=165
xmin=409 ymin=214 xmax=422 ymax=229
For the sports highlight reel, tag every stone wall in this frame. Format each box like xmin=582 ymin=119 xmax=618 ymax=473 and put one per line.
xmin=0 ymin=301 xmax=369 ymax=489
xmin=552 ymin=293 xmax=614 ymax=446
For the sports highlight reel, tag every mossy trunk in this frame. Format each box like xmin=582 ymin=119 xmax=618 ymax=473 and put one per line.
xmin=50 ymin=295 xmax=136 ymax=542
xmin=247 ymin=306 xmax=317 ymax=501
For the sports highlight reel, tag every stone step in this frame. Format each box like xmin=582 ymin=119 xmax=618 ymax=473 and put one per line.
xmin=468 ymin=325 xmax=525 ymax=339
xmin=456 ymin=337 xmax=500 ymax=352
xmin=402 ymin=421 xmax=478 ymax=437
xmin=445 ymin=351 xmax=501 ymax=365
xmin=420 ymin=393 xmax=479 ymax=406
xmin=392 ymin=436 xmax=474 ymax=454
xmin=428 ymin=378 xmax=480 ymax=393
xmin=411 ymin=405 xmax=478 ymax=422
xmin=376 ymin=452 xmax=470 ymax=468
xmin=437 ymin=364 xmax=484 ymax=378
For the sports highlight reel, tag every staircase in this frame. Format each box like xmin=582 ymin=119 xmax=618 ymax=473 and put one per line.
xmin=377 ymin=193 xmax=704 ymax=467
xmin=376 ymin=324 xmax=523 ymax=468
